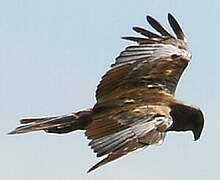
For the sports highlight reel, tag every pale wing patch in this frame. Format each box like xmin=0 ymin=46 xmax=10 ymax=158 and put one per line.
xmin=89 ymin=115 xmax=173 ymax=157
xmin=114 ymin=44 xmax=164 ymax=65
xmin=114 ymin=43 xmax=191 ymax=67
xmin=87 ymin=114 xmax=172 ymax=172
xmin=151 ymin=44 xmax=191 ymax=61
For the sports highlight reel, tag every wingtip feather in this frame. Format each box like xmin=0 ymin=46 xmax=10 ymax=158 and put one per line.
xmin=167 ymin=13 xmax=185 ymax=41
xmin=87 ymin=153 xmax=121 ymax=173
xmin=132 ymin=26 xmax=162 ymax=39
xmin=146 ymin=15 xmax=173 ymax=37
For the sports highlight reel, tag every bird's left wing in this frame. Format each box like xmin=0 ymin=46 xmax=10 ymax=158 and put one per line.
xmin=96 ymin=13 xmax=191 ymax=103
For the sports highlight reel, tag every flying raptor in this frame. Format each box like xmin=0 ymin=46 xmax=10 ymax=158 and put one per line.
xmin=9 ymin=13 xmax=204 ymax=172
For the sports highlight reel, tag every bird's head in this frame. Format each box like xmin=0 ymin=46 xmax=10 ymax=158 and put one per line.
xmin=169 ymin=103 xmax=204 ymax=141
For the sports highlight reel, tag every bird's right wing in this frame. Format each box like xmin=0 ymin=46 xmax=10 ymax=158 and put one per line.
xmin=86 ymin=104 xmax=172 ymax=172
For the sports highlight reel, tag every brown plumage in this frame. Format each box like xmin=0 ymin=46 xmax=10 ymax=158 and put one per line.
xmin=8 ymin=13 xmax=204 ymax=173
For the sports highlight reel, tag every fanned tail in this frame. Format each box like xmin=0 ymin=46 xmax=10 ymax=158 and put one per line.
xmin=8 ymin=110 xmax=92 ymax=135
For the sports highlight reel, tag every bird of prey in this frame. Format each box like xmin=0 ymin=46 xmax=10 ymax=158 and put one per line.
xmin=9 ymin=13 xmax=204 ymax=173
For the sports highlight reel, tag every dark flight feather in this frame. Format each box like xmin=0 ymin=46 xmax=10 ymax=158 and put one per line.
xmin=147 ymin=15 xmax=173 ymax=37
xmin=132 ymin=26 xmax=162 ymax=39
xmin=168 ymin=13 xmax=185 ymax=41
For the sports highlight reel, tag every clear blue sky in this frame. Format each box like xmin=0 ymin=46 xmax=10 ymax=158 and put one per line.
xmin=1 ymin=1 xmax=219 ymax=180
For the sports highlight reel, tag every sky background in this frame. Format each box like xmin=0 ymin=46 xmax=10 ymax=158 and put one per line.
xmin=1 ymin=0 xmax=219 ymax=180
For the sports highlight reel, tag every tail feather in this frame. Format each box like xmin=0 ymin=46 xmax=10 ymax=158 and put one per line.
xmin=8 ymin=110 xmax=92 ymax=135
xmin=20 ymin=116 xmax=57 ymax=124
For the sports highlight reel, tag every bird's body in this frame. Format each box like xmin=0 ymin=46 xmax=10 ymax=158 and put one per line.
xmin=9 ymin=14 xmax=204 ymax=172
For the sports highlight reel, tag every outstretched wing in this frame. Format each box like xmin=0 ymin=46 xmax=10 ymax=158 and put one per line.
xmin=96 ymin=13 xmax=191 ymax=103
xmin=86 ymin=14 xmax=192 ymax=172
xmin=86 ymin=104 xmax=172 ymax=172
